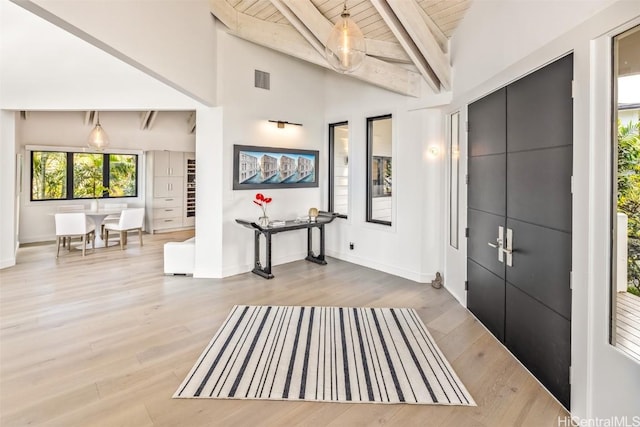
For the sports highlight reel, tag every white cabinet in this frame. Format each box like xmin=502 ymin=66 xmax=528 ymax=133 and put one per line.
xmin=154 ymin=151 xmax=184 ymax=177
xmin=146 ymin=151 xmax=193 ymax=234
xmin=153 ymin=176 xmax=183 ymax=198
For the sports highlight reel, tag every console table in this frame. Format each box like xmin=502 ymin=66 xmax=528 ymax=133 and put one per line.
xmin=235 ymin=212 xmax=338 ymax=279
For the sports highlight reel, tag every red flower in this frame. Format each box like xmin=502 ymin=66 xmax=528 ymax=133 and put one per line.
xmin=254 ymin=193 xmax=272 ymax=216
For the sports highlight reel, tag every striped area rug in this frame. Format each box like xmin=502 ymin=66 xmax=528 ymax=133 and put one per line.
xmin=174 ymin=305 xmax=475 ymax=406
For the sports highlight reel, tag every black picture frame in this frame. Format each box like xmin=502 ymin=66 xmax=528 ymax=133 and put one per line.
xmin=233 ymin=144 xmax=319 ymax=190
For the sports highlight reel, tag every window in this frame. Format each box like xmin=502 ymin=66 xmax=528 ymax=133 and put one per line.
xmin=31 ymin=151 xmax=67 ymax=200
xmin=31 ymin=150 xmax=138 ymax=201
xmin=366 ymin=114 xmax=392 ymax=225
xmin=328 ymin=121 xmax=349 ymax=217
xmin=611 ymin=25 xmax=640 ymax=361
xmin=450 ymin=112 xmax=460 ymax=249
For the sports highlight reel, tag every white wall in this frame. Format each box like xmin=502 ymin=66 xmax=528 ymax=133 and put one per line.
xmin=216 ymin=32 xmax=327 ymax=276
xmin=323 ymin=72 xmax=444 ymax=283
xmin=15 ymin=0 xmax=217 ymax=105
xmin=15 ymin=111 xmax=195 ymax=243
xmin=446 ymin=0 xmax=640 ymax=420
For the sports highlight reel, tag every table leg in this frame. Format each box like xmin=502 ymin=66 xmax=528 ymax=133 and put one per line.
xmin=251 ymin=230 xmax=274 ymax=279
xmin=305 ymin=225 xmax=327 ymax=265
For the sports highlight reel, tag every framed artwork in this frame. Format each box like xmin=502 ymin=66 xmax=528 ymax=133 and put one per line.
xmin=233 ymin=144 xmax=319 ymax=190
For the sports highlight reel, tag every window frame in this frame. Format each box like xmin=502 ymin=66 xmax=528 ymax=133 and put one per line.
xmin=328 ymin=121 xmax=349 ymax=219
xmin=30 ymin=149 xmax=139 ymax=202
xmin=366 ymin=114 xmax=393 ymax=226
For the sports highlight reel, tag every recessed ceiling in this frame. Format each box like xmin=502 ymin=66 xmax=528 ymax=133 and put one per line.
xmin=209 ymin=0 xmax=472 ymax=97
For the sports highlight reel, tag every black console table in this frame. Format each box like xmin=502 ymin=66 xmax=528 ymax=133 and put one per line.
xmin=235 ymin=212 xmax=338 ymax=279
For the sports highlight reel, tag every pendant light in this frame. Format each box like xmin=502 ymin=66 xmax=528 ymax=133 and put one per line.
xmin=87 ymin=111 xmax=110 ymax=151
xmin=325 ymin=1 xmax=366 ymax=74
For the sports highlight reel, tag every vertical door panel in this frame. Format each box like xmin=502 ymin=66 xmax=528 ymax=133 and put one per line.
xmin=506 ymin=218 xmax=572 ymax=319
xmin=505 ymin=284 xmax=571 ymax=409
xmin=507 ymin=55 xmax=573 ymax=152
xmin=468 ymin=88 xmax=506 ymax=156
xmin=469 ymin=155 xmax=506 ymax=215
xmin=468 ymin=260 xmax=505 ymax=342
xmin=507 ymin=146 xmax=572 ymax=232
xmin=468 ymin=210 xmax=506 ymax=279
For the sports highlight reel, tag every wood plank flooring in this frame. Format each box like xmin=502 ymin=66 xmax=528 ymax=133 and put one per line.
xmin=616 ymin=291 xmax=640 ymax=360
xmin=0 ymin=231 xmax=569 ymax=426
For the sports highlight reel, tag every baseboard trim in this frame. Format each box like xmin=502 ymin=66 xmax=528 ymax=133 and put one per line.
xmin=0 ymin=257 xmax=16 ymax=269
xmin=325 ymin=249 xmax=435 ymax=283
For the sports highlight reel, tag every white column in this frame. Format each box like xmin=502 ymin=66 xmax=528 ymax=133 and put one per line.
xmin=0 ymin=110 xmax=17 ymax=269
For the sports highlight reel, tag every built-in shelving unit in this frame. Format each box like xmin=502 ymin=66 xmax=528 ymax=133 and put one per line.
xmin=185 ymin=156 xmax=196 ymax=223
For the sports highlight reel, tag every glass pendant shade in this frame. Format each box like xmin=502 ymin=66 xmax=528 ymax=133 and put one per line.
xmin=87 ymin=115 xmax=109 ymax=150
xmin=325 ymin=8 xmax=365 ymax=74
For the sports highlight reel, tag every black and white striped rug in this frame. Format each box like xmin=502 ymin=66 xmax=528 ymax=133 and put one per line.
xmin=174 ymin=305 xmax=475 ymax=405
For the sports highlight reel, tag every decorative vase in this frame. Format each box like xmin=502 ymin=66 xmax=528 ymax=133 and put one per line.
xmin=90 ymin=199 xmax=99 ymax=212
xmin=258 ymin=216 xmax=269 ymax=227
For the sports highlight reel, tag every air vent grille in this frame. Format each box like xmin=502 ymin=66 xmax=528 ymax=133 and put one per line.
xmin=255 ymin=70 xmax=270 ymax=90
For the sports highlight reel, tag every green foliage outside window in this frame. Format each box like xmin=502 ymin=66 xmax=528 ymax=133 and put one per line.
xmin=31 ymin=150 xmax=137 ymax=201
xmin=73 ymin=153 xmax=105 ymax=198
xmin=109 ymin=154 xmax=137 ymax=197
xmin=618 ymin=119 xmax=640 ymax=296
xmin=32 ymin=152 xmax=67 ymax=200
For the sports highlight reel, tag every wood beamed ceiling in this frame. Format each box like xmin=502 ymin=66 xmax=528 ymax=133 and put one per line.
xmin=209 ymin=0 xmax=471 ymax=97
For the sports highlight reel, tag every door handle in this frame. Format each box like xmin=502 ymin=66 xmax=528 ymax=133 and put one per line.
xmin=488 ymin=226 xmax=505 ymax=263
xmin=487 ymin=239 xmax=501 ymax=249
xmin=503 ymin=227 xmax=513 ymax=267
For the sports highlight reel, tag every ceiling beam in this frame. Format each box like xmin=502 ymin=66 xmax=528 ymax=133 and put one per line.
xmin=386 ymin=0 xmax=451 ymax=90
xmin=210 ymin=0 xmax=420 ymax=97
xmin=281 ymin=0 xmax=411 ymax=63
xmin=415 ymin=3 xmax=448 ymax=54
xmin=269 ymin=0 xmax=325 ymax=57
xmin=369 ymin=0 xmax=443 ymax=92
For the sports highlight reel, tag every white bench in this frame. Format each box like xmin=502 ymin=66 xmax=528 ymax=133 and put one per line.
xmin=164 ymin=237 xmax=195 ymax=275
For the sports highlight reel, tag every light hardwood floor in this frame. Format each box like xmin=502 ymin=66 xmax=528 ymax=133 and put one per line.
xmin=0 ymin=231 xmax=569 ymax=426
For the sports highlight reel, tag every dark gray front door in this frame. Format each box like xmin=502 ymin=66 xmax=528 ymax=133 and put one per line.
xmin=467 ymin=54 xmax=573 ymax=409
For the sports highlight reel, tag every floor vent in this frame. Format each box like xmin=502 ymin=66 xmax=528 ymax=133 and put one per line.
xmin=255 ymin=70 xmax=270 ymax=90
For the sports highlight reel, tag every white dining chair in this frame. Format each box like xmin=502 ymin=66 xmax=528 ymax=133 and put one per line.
xmin=54 ymin=212 xmax=96 ymax=258
xmin=100 ymin=202 xmax=128 ymax=237
xmin=104 ymin=208 xmax=145 ymax=250
xmin=56 ymin=205 xmax=86 ymax=247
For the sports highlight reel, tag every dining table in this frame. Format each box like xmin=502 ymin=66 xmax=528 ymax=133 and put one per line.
xmin=52 ymin=207 xmax=124 ymax=249
xmin=83 ymin=208 xmax=123 ymax=248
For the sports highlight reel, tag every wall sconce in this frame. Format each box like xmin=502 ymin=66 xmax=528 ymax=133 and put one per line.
xmin=268 ymin=120 xmax=302 ymax=129
xmin=428 ymin=145 xmax=440 ymax=158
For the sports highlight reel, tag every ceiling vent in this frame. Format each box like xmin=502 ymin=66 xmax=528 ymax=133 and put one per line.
xmin=255 ymin=70 xmax=270 ymax=90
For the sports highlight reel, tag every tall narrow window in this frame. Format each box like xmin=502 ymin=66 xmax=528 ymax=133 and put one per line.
xmin=329 ymin=121 xmax=349 ymax=217
xmin=450 ymin=112 xmax=460 ymax=249
xmin=367 ymin=114 xmax=392 ymax=225
xmin=611 ymin=25 xmax=640 ymax=362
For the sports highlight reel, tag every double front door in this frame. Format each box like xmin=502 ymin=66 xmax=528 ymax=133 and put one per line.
xmin=467 ymin=54 xmax=573 ymax=409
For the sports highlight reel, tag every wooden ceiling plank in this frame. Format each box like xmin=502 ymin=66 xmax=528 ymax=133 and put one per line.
xmin=386 ymin=0 xmax=451 ymax=90
xmin=369 ymin=0 xmax=440 ymax=91
xmin=210 ymin=0 xmax=421 ymax=97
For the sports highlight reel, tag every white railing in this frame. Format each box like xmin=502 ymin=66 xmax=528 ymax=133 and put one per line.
xmin=617 ymin=212 xmax=628 ymax=293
